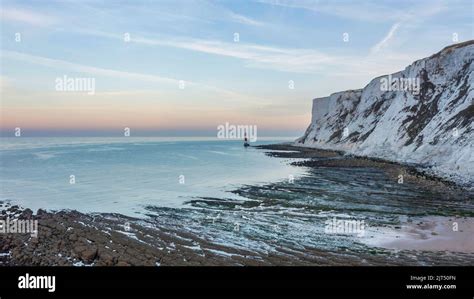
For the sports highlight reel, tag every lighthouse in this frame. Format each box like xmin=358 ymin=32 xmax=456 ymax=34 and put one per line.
xmin=244 ymin=131 xmax=250 ymax=147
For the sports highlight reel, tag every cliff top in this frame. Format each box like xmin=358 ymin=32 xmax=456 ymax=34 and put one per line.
xmin=313 ymin=40 xmax=473 ymax=102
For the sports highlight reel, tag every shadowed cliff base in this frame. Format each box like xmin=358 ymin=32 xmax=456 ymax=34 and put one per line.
xmin=255 ymin=144 xmax=470 ymax=193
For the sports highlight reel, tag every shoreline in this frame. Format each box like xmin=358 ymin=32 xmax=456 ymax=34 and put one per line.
xmin=1 ymin=143 xmax=473 ymax=266
xmin=255 ymin=143 xmax=471 ymax=193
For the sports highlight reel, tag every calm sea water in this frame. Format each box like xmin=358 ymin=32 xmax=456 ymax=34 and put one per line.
xmin=0 ymin=137 xmax=303 ymax=216
xmin=1 ymin=137 xmax=473 ymax=261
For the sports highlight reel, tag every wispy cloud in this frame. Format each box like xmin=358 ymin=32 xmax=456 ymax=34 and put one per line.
xmin=0 ymin=7 xmax=58 ymax=26
xmin=2 ymin=50 xmax=178 ymax=84
xmin=70 ymin=29 xmax=335 ymax=73
xmin=229 ymin=12 xmax=264 ymax=26
xmin=73 ymin=29 xmax=422 ymax=77
xmin=258 ymin=0 xmax=450 ymax=26
xmin=370 ymin=22 xmax=401 ymax=54
xmin=256 ymin=0 xmax=410 ymax=22
xmin=1 ymin=50 xmax=271 ymax=105
xmin=368 ymin=1 xmax=446 ymax=54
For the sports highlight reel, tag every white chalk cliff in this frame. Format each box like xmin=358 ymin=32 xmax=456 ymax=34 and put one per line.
xmin=296 ymin=41 xmax=473 ymax=187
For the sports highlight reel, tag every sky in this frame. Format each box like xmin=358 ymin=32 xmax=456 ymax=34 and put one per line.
xmin=0 ymin=0 xmax=473 ymax=137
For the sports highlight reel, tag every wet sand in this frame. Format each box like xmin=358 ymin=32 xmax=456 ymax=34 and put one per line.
xmin=363 ymin=216 xmax=474 ymax=253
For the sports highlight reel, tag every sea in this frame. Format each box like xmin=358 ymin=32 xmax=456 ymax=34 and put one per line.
xmin=0 ymin=137 xmax=303 ymax=215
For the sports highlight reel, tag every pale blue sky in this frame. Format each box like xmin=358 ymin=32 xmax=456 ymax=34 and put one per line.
xmin=1 ymin=0 xmax=473 ymax=136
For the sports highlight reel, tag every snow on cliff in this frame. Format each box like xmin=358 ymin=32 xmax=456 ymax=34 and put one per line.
xmin=296 ymin=41 xmax=473 ymax=187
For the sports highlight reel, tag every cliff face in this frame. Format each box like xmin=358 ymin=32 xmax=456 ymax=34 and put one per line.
xmin=296 ymin=41 xmax=474 ymax=187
